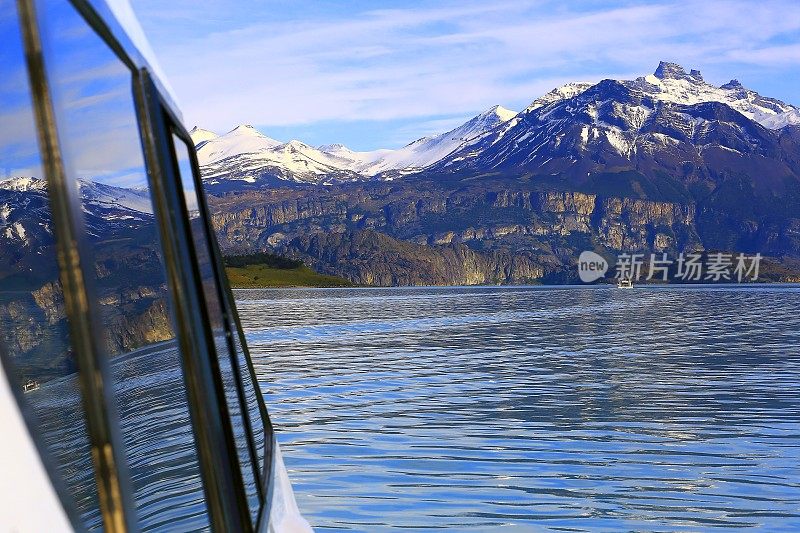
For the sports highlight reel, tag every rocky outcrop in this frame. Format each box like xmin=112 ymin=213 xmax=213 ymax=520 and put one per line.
xmin=278 ymin=230 xmax=543 ymax=286
xmin=102 ymin=297 xmax=174 ymax=355
xmin=207 ymin=181 xmax=714 ymax=285
xmin=210 ymin=185 xmax=698 ymax=249
xmin=32 ymin=281 xmax=65 ymax=324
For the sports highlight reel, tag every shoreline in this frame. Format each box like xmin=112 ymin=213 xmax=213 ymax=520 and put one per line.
xmin=232 ymin=281 xmax=800 ymax=290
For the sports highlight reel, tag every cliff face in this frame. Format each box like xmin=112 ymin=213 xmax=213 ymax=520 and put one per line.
xmin=0 ymin=220 xmax=175 ymax=383
xmin=279 ymin=230 xmax=544 ymax=286
xmin=1 ymin=276 xmax=174 ymax=383
xmin=207 ymin=179 xmax=729 ymax=286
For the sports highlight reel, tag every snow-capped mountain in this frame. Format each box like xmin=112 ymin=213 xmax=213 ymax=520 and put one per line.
xmin=0 ymin=178 xmax=52 ymax=247
xmin=358 ymin=105 xmax=517 ymax=176
xmin=197 ymin=127 xmax=367 ymax=191
xmin=193 ymin=124 xmax=282 ymax=165
xmin=77 ymin=179 xmax=153 ymax=219
xmin=191 ymin=105 xmax=517 ymax=190
xmin=430 ymin=62 xmax=800 ymax=184
xmin=0 ymin=176 xmax=49 ymax=193
xmin=627 ymin=62 xmax=797 ymax=127
xmin=517 ymin=62 xmax=798 ymax=127
xmin=525 ymin=83 xmax=594 ymax=113
xmin=189 ymin=126 xmax=219 ymax=146
xmin=314 ymin=144 xmax=392 ymax=174
xmin=0 ymin=177 xmax=154 ymax=249
xmin=192 ymin=62 xmax=797 ymax=193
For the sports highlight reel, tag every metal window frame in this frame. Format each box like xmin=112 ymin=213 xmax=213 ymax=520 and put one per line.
xmin=13 ymin=0 xmax=275 ymax=530
xmin=16 ymin=0 xmax=137 ymax=530
xmin=133 ymin=70 xmax=252 ymax=532
xmin=156 ymin=114 xmax=279 ymax=529
xmin=168 ymin=124 xmax=266 ymax=504
xmin=167 ymin=119 xmax=277 ymax=525
xmin=211 ymin=231 xmax=276 ymax=526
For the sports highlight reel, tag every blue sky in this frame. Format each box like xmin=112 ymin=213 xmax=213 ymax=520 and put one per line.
xmin=130 ymin=0 xmax=800 ymax=151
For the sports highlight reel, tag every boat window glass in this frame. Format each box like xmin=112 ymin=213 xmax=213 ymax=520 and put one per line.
xmin=0 ymin=4 xmax=101 ymax=527
xmin=230 ymin=328 xmax=268 ymax=479
xmin=35 ymin=0 xmax=210 ymax=528
xmin=171 ymin=133 xmax=262 ymax=523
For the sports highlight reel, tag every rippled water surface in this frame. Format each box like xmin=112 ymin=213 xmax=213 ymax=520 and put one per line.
xmin=237 ymin=286 xmax=800 ymax=532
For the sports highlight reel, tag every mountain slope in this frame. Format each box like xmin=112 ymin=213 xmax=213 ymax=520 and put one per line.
xmin=431 ymin=64 xmax=800 ymax=199
xmin=194 ymin=124 xmax=281 ymax=166
xmin=192 ymin=105 xmax=518 ymax=190
xmin=0 ymin=177 xmax=154 ymax=250
xmin=201 ymin=62 xmax=800 ymax=285
xmin=359 ymin=105 xmax=517 ymax=176
xmin=188 ymin=126 xmax=219 ymax=146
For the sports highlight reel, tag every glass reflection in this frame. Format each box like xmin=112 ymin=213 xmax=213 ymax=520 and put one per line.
xmin=34 ymin=0 xmax=209 ymax=528
xmin=0 ymin=3 xmax=100 ymax=527
xmin=231 ymin=330 xmax=267 ymax=479
xmin=172 ymin=135 xmax=261 ymax=522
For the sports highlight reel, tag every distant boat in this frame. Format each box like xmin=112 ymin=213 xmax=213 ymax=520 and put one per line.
xmin=22 ymin=379 xmax=40 ymax=393
xmin=617 ymin=278 xmax=634 ymax=289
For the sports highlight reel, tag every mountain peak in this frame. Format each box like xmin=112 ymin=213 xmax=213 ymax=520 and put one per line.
xmin=189 ymin=126 xmax=218 ymax=145
xmin=282 ymin=140 xmax=314 ymax=151
xmin=228 ymin=124 xmax=265 ymax=137
xmin=483 ymin=105 xmax=517 ymax=122
xmin=319 ymin=143 xmax=348 ymax=152
xmin=0 ymin=177 xmax=47 ymax=192
xmin=454 ymin=106 xmax=517 ymax=140
xmin=721 ymin=79 xmax=744 ymax=90
xmin=525 ymin=82 xmax=594 ymax=113
xmin=654 ymin=61 xmax=702 ymax=82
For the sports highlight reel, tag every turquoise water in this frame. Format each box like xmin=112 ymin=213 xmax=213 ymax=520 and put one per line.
xmin=237 ymin=285 xmax=800 ymax=532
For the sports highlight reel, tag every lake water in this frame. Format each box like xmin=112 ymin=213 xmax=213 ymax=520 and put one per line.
xmin=236 ymin=285 xmax=800 ymax=532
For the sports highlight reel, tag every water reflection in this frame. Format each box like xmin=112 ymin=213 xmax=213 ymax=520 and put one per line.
xmin=239 ymin=286 xmax=800 ymax=532
xmin=34 ymin=0 xmax=211 ymax=526
xmin=0 ymin=3 xmax=98 ymax=522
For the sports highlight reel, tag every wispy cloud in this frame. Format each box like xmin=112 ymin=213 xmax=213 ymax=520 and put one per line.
xmin=131 ymin=0 xmax=800 ymax=149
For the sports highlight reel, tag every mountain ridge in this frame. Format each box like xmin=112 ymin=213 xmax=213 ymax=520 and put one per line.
xmin=191 ymin=62 xmax=798 ymax=190
xmin=7 ymin=63 xmax=797 ymax=287
xmin=193 ymin=61 xmax=800 ymax=285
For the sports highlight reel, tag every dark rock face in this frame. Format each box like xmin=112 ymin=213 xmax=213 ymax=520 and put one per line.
xmin=207 ymin=181 xmax=711 ymax=285
xmin=277 ymin=230 xmax=543 ymax=286
xmin=654 ymin=61 xmax=697 ymax=81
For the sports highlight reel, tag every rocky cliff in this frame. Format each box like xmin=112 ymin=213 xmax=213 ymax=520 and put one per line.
xmin=206 ymin=179 xmax=720 ymax=285
xmin=279 ymin=230 xmax=543 ymax=286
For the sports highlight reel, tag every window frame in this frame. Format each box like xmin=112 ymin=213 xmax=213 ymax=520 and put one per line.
xmin=16 ymin=0 xmax=139 ymax=530
xmin=167 ymin=121 xmax=270 ymax=515
xmin=11 ymin=0 xmax=275 ymax=530
xmin=169 ymin=116 xmax=277 ymax=525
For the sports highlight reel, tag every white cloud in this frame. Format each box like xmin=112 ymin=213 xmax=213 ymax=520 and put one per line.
xmin=130 ymin=0 xmax=800 ymax=147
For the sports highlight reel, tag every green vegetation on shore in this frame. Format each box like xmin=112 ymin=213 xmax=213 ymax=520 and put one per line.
xmin=224 ymin=253 xmax=353 ymax=288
